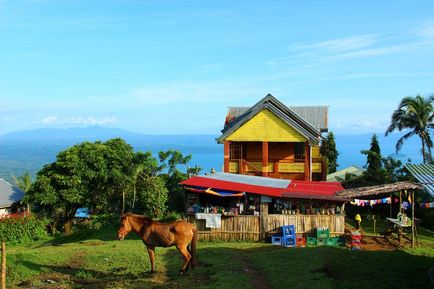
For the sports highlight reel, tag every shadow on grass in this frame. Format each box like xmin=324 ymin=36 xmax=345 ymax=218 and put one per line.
xmin=15 ymin=242 xmax=434 ymax=289
xmin=162 ymin=244 xmax=434 ymax=289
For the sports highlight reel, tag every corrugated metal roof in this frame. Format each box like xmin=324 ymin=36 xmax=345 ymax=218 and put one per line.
xmin=405 ymin=164 xmax=434 ymax=198
xmin=327 ymin=166 xmax=365 ymax=182
xmin=0 ymin=179 xmax=25 ymax=208
xmin=181 ymin=172 xmax=346 ymax=201
xmin=200 ymin=172 xmax=291 ymax=188
xmin=289 ymin=106 xmax=328 ymax=132
xmin=224 ymin=104 xmax=328 ymax=132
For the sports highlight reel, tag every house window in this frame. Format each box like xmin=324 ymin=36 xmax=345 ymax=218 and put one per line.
xmin=230 ymin=142 xmax=243 ymax=159
xmin=294 ymin=143 xmax=305 ymax=160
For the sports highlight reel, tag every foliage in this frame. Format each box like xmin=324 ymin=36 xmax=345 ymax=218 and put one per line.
xmin=385 ymin=95 xmax=434 ymax=164
xmin=325 ymin=131 xmax=339 ymax=174
xmin=361 ymin=134 xmax=385 ymax=185
xmin=0 ymin=215 xmax=49 ymax=244
xmin=26 ymin=139 xmax=135 ymax=235
xmin=159 ymin=150 xmax=192 ymax=212
xmin=138 ymin=176 xmax=168 ymax=218
xmin=12 ymin=172 xmax=33 ymax=192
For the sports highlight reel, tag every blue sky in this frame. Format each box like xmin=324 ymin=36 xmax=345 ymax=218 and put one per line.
xmin=1 ymin=0 xmax=434 ymax=136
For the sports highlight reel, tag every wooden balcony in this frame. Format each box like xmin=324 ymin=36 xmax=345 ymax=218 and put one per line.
xmin=228 ymin=158 xmax=324 ymax=176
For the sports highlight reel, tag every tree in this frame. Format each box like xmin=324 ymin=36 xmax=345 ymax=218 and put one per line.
xmin=158 ymin=150 xmax=192 ymax=212
xmin=361 ymin=134 xmax=385 ymax=185
xmin=385 ymin=95 xmax=434 ymax=164
xmin=139 ymin=175 xmax=168 ymax=218
xmin=325 ymin=132 xmax=339 ymax=173
xmin=27 ymin=139 xmax=134 ymax=235
xmin=13 ymin=172 xmax=32 ymax=192
xmin=13 ymin=172 xmax=33 ymax=213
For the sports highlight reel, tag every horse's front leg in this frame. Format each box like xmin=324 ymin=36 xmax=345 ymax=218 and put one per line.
xmin=146 ymin=246 xmax=156 ymax=273
xmin=176 ymin=244 xmax=191 ymax=275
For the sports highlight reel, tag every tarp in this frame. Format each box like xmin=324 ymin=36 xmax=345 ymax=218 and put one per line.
xmin=181 ymin=173 xmax=345 ymax=201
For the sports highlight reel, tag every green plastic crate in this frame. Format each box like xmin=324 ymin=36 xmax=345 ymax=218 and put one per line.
xmin=307 ymin=236 xmax=317 ymax=246
xmin=316 ymin=228 xmax=330 ymax=239
xmin=317 ymin=237 xmax=328 ymax=246
xmin=326 ymin=237 xmax=339 ymax=246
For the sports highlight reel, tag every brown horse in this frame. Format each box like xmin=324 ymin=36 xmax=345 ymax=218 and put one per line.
xmin=117 ymin=213 xmax=198 ymax=274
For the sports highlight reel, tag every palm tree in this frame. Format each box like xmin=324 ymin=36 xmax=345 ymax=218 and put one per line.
xmin=13 ymin=172 xmax=33 ymax=213
xmin=385 ymin=95 xmax=434 ymax=164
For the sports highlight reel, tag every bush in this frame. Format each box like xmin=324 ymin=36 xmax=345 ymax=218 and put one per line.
xmin=0 ymin=215 xmax=49 ymax=244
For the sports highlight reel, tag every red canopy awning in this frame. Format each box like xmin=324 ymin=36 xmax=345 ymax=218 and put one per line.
xmin=181 ymin=174 xmax=345 ymax=202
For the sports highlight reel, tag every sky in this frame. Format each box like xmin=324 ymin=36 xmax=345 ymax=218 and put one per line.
xmin=1 ymin=0 xmax=434 ymax=136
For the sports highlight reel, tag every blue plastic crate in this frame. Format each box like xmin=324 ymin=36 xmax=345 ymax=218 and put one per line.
xmin=282 ymin=235 xmax=296 ymax=247
xmin=282 ymin=225 xmax=295 ymax=237
xmin=271 ymin=235 xmax=283 ymax=245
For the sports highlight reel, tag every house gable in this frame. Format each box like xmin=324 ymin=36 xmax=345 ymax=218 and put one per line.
xmin=218 ymin=94 xmax=322 ymax=144
xmin=226 ymin=109 xmax=307 ymax=142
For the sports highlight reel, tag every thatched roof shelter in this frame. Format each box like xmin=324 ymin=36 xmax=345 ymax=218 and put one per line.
xmin=336 ymin=181 xmax=421 ymax=200
xmin=337 ymin=181 xmax=422 ymax=248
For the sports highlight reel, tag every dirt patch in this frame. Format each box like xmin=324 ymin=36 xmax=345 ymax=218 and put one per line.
xmin=312 ymin=263 xmax=343 ymax=281
xmin=234 ymin=253 xmax=272 ymax=289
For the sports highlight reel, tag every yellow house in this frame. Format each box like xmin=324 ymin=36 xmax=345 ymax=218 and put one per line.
xmin=217 ymin=94 xmax=328 ymax=181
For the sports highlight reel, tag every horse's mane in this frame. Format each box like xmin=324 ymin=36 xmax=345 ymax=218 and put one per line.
xmin=124 ymin=213 xmax=153 ymax=223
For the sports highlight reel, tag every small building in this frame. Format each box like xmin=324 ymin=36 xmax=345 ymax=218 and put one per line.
xmin=181 ymin=172 xmax=345 ymax=241
xmin=217 ymin=94 xmax=328 ymax=181
xmin=182 ymin=94 xmax=346 ymax=241
xmin=327 ymin=166 xmax=365 ymax=182
xmin=0 ymin=178 xmax=25 ymax=216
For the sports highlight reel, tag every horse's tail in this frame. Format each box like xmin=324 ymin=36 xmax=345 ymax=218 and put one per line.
xmin=190 ymin=226 xmax=198 ymax=268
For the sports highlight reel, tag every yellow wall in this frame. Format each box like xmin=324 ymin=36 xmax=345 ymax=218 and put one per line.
xmin=226 ymin=109 xmax=307 ymax=142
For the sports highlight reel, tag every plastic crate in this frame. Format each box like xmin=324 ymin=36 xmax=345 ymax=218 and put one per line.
xmin=326 ymin=237 xmax=340 ymax=246
xmin=307 ymin=236 xmax=317 ymax=246
xmin=271 ymin=235 xmax=283 ymax=245
xmin=296 ymin=235 xmax=306 ymax=247
xmin=282 ymin=236 xmax=296 ymax=247
xmin=337 ymin=237 xmax=346 ymax=246
xmin=316 ymin=227 xmax=330 ymax=239
xmin=317 ymin=237 xmax=328 ymax=246
xmin=282 ymin=225 xmax=295 ymax=237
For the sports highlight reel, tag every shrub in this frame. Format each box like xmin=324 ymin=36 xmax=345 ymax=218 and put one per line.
xmin=0 ymin=215 xmax=49 ymax=244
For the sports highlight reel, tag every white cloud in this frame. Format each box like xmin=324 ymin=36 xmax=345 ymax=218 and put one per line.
xmin=267 ymin=23 xmax=434 ymax=69
xmin=291 ymin=34 xmax=378 ymax=53
xmin=34 ymin=116 xmax=117 ymax=126
xmin=40 ymin=115 xmax=58 ymax=124
xmin=416 ymin=22 xmax=434 ymax=40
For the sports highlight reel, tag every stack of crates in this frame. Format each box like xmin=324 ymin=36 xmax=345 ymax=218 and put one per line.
xmin=281 ymin=225 xmax=296 ymax=247
xmin=271 ymin=225 xmax=296 ymax=247
xmin=316 ymin=227 xmax=330 ymax=246
xmin=351 ymin=231 xmax=361 ymax=250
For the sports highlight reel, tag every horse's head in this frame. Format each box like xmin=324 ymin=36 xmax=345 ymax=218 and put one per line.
xmin=117 ymin=214 xmax=131 ymax=241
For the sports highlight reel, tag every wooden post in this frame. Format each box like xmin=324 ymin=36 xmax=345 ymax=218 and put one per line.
xmin=224 ymin=141 xmax=230 ymax=173
xmin=411 ymin=191 xmax=415 ymax=248
xmin=259 ymin=202 xmax=268 ymax=240
xmin=389 ymin=193 xmax=392 ymax=218
xmin=304 ymin=142 xmax=311 ymax=181
xmin=262 ymin=141 xmax=268 ymax=177
xmin=399 ymin=191 xmax=402 ymax=214
xmin=1 ymin=241 xmax=5 ymax=289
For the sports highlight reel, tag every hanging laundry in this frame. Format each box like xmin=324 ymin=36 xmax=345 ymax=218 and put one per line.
xmin=420 ymin=202 xmax=434 ymax=209
xmin=351 ymin=197 xmax=392 ymax=207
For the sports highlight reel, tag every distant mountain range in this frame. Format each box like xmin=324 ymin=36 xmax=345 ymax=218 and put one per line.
xmin=0 ymin=126 xmax=423 ymax=182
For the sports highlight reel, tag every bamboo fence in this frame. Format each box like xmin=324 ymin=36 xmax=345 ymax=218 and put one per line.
xmin=187 ymin=214 xmax=345 ymax=241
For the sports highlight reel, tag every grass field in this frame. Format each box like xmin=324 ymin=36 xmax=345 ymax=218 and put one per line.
xmin=5 ymin=222 xmax=434 ymax=289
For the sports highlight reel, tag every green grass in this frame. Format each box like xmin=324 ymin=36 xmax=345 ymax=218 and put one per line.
xmin=4 ymin=223 xmax=434 ymax=289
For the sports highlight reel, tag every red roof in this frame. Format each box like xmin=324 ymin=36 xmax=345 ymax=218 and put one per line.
xmin=181 ymin=176 xmax=345 ymax=201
